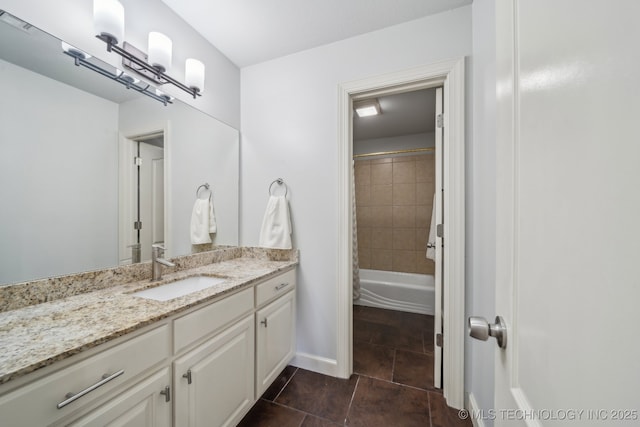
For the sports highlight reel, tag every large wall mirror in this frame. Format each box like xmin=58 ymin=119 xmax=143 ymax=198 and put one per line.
xmin=0 ymin=11 xmax=239 ymax=286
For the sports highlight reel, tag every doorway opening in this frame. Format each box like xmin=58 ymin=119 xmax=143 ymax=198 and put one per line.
xmin=118 ymin=131 xmax=165 ymax=265
xmin=351 ymin=87 xmax=443 ymax=391
xmin=337 ymin=59 xmax=466 ymax=409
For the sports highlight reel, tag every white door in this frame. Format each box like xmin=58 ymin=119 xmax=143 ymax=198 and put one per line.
xmin=139 ymin=142 xmax=164 ymax=262
xmin=491 ymin=1 xmax=640 ymax=425
xmin=433 ymin=86 xmax=443 ymax=389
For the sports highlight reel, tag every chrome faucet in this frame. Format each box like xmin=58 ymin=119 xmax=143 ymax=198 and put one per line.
xmin=151 ymin=244 xmax=175 ymax=281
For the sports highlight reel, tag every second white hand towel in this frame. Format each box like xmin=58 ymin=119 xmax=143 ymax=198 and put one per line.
xmin=259 ymin=195 xmax=292 ymax=249
xmin=190 ymin=198 xmax=212 ymax=244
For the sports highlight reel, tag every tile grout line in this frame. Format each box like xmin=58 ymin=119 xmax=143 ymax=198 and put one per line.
xmin=343 ymin=375 xmax=361 ymax=425
xmin=272 ymin=367 xmax=299 ymax=402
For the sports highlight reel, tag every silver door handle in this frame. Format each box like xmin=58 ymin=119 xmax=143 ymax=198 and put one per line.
xmin=468 ymin=316 xmax=507 ymax=349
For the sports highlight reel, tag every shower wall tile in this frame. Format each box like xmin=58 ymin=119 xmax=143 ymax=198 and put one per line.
xmin=356 ymin=184 xmax=371 ymax=206
xmin=393 ymin=250 xmax=417 ymax=273
xmin=392 ymin=161 xmax=416 ymax=184
xmin=416 ymin=251 xmax=435 ymax=275
xmin=392 ymin=205 xmax=416 ymax=228
xmin=372 ymin=228 xmax=393 ymax=249
xmin=416 ymin=205 xmax=430 ymax=228
xmin=371 ymin=206 xmax=393 ymax=227
xmin=358 ymin=248 xmax=371 ymax=269
xmin=358 ymin=227 xmax=372 ymax=249
xmin=355 ymin=154 xmax=435 ymax=275
xmin=393 ymin=228 xmax=416 ymax=251
xmin=371 ymin=249 xmax=393 ymax=271
xmin=392 ymin=183 xmax=416 ymax=205
xmin=355 ymin=161 xmax=371 ymax=185
xmin=371 ymin=184 xmax=393 ymax=206
xmin=371 ymin=163 xmax=392 ymax=185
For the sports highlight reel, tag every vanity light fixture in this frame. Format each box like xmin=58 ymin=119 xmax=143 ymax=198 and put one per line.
xmin=93 ymin=0 xmax=205 ymax=99
xmin=62 ymin=41 xmax=174 ymax=106
xmin=354 ymin=99 xmax=381 ymax=117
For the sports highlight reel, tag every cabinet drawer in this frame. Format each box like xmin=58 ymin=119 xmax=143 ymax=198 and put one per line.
xmin=255 ymin=269 xmax=296 ymax=308
xmin=174 ymin=287 xmax=253 ymax=354
xmin=0 ymin=324 xmax=170 ymax=427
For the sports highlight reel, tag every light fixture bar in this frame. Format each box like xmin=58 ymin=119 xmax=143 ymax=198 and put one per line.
xmin=97 ymin=34 xmax=201 ymax=99
xmin=63 ymin=50 xmax=174 ymax=106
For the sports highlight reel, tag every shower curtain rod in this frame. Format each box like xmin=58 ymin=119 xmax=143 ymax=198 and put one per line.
xmin=353 ymin=147 xmax=435 ymax=159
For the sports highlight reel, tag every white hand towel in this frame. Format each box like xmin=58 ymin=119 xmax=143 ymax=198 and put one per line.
xmin=190 ymin=198 xmax=212 ymax=244
xmin=259 ymin=195 xmax=292 ymax=249
xmin=426 ymin=194 xmax=436 ymax=260
xmin=208 ymin=197 xmax=217 ymax=234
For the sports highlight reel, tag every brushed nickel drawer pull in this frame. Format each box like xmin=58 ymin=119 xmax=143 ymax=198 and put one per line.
xmin=57 ymin=370 xmax=125 ymax=409
xmin=160 ymin=385 xmax=171 ymax=402
xmin=183 ymin=369 xmax=192 ymax=385
xmin=275 ymin=283 xmax=288 ymax=291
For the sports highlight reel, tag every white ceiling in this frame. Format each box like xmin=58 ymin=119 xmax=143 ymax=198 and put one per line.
xmin=160 ymin=0 xmax=472 ymax=68
xmin=353 ymin=89 xmax=437 ymax=141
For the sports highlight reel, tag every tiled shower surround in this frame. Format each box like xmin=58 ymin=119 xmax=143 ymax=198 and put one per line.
xmin=355 ymin=153 xmax=435 ymax=275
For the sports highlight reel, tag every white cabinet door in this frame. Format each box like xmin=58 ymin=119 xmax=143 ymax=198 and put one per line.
xmin=66 ymin=368 xmax=172 ymax=427
xmin=174 ymin=315 xmax=255 ymax=427
xmin=256 ymin=290 xmax=296 ymax=397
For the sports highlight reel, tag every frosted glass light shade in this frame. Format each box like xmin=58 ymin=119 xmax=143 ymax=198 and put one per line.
xmin=148 ymin=32 xmax=172 ymax=72
xmin=94 ymin=0 xmax=124 ymax=45
xmin=185 ymin=59 xmax=205 ymax=93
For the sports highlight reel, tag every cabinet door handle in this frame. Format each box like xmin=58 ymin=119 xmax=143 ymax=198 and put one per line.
xmin=182 ymin=369 xmax=192 ymax=385
xmin=57 ymin=370 xmax=125 ymax=409
xmin=275 ymin=283 xmax=288 ymax=291
xmin=260 ymin=318 xmax=268 ymax=327
xmin=160 ymin=385 xmax=171 ymax=402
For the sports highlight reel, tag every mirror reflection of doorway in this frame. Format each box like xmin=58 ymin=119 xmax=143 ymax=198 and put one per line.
xmin=120 ymin=132 xmax=164 ymax=264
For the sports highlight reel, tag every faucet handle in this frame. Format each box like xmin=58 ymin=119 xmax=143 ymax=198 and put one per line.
xmin=152 ymin=244 xmax=165 ymax=250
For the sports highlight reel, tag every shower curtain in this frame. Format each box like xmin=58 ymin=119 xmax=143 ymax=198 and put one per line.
xmin=352 ymin=160 xmax=361 ymax=300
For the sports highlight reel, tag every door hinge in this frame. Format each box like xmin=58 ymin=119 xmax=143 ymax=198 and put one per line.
xmin=436 ymin=333 xmax=443 ymax=347
xmin=436 ymin=224 xmax=443 ymax=238
xmin=134 ymin=221 xmax=142 ymax=230
xmin=436 ymin=114 xmax=444 ymax=129
xmin=134 ymin=156 xmax=143 ymax=166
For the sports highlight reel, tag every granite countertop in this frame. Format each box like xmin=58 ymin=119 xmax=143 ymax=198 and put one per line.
xmin=0 ymin=252 xmax=297 ymax=386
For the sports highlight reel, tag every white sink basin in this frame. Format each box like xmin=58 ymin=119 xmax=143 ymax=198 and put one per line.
xmin=131 ymin=276 xmax=226 ymax=301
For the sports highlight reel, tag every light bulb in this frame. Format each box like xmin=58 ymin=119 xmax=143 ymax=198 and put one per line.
xmin=94 ymin=0 xmax=124 ymax=45
xmin=185 ymin=59 xmax=205 ymax=93
xmin=148 ymin=32 xmax=172 ymax=72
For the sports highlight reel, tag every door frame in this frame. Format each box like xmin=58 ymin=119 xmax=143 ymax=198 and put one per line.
xmin=336 ymin=58 xmax=466 ymax=408
xmin=118 ymin=125 xmax=171 ymax=265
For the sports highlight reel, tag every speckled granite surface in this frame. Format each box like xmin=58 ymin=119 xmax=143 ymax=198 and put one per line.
xmin=0 ymin=247 xmax=298 ymax=385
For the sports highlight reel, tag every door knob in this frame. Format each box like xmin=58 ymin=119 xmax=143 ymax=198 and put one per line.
xmin=468 ymin=316 xmax=507 ymax=349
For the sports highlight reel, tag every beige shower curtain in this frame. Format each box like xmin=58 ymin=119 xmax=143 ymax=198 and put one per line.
xmin=352 ymin=160 xmax=361 ymax=300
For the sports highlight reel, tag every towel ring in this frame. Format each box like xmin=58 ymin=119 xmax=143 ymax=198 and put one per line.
xmin=196 ymin=183 xmax=212 ymax=200
xmin=268 ymin=178 xmax=288 ymax=197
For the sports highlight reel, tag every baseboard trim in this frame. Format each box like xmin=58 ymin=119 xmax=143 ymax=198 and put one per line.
xmin=291 ymin=352 xmax=339 ymax=377
xmin=467 ymin=392 xmax=486 ymax=427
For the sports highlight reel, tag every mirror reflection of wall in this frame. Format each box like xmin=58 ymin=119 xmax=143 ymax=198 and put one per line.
xmin=0 ymin=12 xmax=239 ymax=286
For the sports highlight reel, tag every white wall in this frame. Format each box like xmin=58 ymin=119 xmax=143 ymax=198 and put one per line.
xmin=241 ymin=7 xmax=471 ymax=367
xmin=353 ymin=132 xmax=434 ymax=156
xmin=0 ymin=59 xmax=119 ymax=284
xmin=467 ymin=0 xmax=496 ymax=421
xmin=119 ymin=97 xmax=240 ymax=258
xmin=1 ymin=0 xmax=240 ymax=129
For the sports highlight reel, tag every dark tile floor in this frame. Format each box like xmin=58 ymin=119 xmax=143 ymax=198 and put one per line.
xmin=238 ymin=306 xmax=471 ymax=427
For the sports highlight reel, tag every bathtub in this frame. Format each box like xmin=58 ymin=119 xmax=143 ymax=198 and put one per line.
xmin=354 ymin=269 xmax=435 ymax=315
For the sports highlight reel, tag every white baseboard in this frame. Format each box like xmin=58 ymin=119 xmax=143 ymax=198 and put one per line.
xmin=291 ymin=352 xmax=339 ymax=377
xmin=467 ymin=392 xmax=486 ymax=427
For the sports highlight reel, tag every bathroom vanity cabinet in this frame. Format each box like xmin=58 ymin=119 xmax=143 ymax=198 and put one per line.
xmin=0 ymin=267 xmax=296 ymax=427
